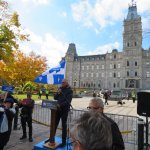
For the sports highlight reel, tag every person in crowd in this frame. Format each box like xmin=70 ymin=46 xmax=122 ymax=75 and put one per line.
xmin=93 ymin=90 xmax=96 ymax=97
xmin=104 ymin=91 xmax=109 ymax=105
xmin=19 ymin=93 xmax=35 ymax=142
xmin=70 ymin=111 xmax=112 ymax=150
xmin=38 ymin=89 xmax=42 ymax=99
xmin=87 ymin=97 xmax=125 ymax=150
xmin=7 ymin=92 xmax=19 ymax=130
xmin=45 ymin=89 xmax=49 ymax=99
xmin=0 ymin=98 xmax=16 ymax=150
xmin=53 ymin=79 xmax=73 ymax=148
xmin=131 ymin=90 xmax=136 ymax=103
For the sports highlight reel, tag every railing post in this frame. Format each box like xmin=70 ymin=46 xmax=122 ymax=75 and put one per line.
xmin=138 ymin=118 xmax=144 ymax=150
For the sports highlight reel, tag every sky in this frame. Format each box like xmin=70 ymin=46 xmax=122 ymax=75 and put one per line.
xmin=7 ymin=0 xmax=150 ymax=67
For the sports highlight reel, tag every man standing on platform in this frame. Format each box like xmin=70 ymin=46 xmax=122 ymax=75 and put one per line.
xmin=54 ymin=79 xmax=73 ymax=148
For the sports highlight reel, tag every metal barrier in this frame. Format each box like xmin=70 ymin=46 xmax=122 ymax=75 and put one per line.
xmin=32 ymin=104 xmax=138 ymax=149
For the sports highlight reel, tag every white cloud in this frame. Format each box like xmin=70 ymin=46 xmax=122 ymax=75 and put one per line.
xmin=60 ymin=11 xmax=67 ymax=17
xmin=20 ymin=30 xmax=68 ymax=67
xmin=87 ymin=42 xmax=120 ymax=55
xmin=71 ymin=0 xmax=150 ymax=30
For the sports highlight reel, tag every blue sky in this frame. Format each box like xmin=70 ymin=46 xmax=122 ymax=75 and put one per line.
xmin=7 ymin=0 xmax=150 ymax=67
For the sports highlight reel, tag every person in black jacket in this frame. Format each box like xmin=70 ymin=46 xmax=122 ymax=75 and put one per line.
xmin=7 ymin=92 xmax=19 ymax=130
xmin=19 ymin=93 xmax=35 ymax=142
xmin=87 ymin=97 xmax=125 ymax=150
xmin=54 ymin=79 xmax=73 ymax=148
xmin=0 ymin=98 xmax=16 ymax=150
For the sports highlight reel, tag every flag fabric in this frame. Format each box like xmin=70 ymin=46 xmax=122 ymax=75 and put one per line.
xmin=34 ymin=59 xmax=66 ymax=84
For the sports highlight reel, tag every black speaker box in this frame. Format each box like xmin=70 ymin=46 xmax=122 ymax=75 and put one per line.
xmin=137 ymin=91 xmax=150 ymax=117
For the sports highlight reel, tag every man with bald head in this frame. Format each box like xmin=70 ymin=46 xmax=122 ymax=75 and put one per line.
xmin=87 ymin=97 xmax=125 ymax=150
xmin=54 ymin=79 xmax=73 ymax=148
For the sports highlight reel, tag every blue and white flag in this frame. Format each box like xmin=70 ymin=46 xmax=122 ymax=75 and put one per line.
xmin=34 ymin=59 xmax=66 ymax=84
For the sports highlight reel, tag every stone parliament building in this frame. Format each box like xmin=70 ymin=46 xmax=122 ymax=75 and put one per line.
xmin=64 ymin=3 xmax=150 ymax=91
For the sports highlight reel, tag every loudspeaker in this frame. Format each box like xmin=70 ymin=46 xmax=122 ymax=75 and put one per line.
xmin=137 ymin=91 xmax=150 ymax=117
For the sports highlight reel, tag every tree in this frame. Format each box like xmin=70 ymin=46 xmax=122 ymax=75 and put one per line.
xmin=0 ymin=0 xmax=29 ymax=63
xmin=0 ymin=50 xmax=47 ymax=87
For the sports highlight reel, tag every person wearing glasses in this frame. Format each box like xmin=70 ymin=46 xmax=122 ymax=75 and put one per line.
xmin=54 ymin=79 xmax=73 ymax=148
xmin=87 ymin=97 xmax=125 ymax=150
xmin=70 ymin=111 xmax=112 ymax=150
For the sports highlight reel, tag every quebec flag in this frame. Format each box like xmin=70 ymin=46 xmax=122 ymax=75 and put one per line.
xmin=34 ymin=59 xmax=66 ymax=84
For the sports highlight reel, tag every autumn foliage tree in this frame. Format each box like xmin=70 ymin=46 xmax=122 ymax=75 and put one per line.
xmin=0 ymin=0 xmax=29 ymax=63
xmin=0 ymin=50 xmax=47 ymax=87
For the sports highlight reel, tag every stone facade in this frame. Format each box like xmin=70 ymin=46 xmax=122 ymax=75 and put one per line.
xmin=64 ymin=4 xmax=150 ymax=91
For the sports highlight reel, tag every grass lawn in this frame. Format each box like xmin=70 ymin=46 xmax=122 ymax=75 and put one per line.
xmin=13 ymin=94 xmax=53 ymax=101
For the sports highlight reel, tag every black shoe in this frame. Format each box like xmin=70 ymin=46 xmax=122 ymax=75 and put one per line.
xmin=29 ymin=137 xmax=33 ymax=142
xmin=57 ymin=143 xmax=66 ymax=148
xmin=20 ymin=135 xmax=27 ymax=140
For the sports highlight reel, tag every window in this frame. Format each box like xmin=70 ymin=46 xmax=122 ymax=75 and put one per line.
xmin=127 ymin=61 xmax=129 ymax=66
xmin=91 ymin=65 xmax=94 ymax=70
xmin=114 ymin=54 xmax=116 ymax=59
xmin=110 ymin=64 xmax=112 ymax=69
xmin=96 ymin=65 xmax=99 ymax=69
xmin=81 ymin=73 xmax=84 ymax=77
xmin=127 ymin=71 xmax=129 ymax=76
xmin=113 ymin=83 xmax=116 ymax=88
xmin=146 ymin=72 xmax=150 ymax=77
xmin=102 ymin=65 xmax=104 ymax=69
xmin=135 ymin=61 xmax=137 ymax=66
xmin=114 ymin=64 xmax=116 ymax=69
xmin=82 ymin=66 xmax=84 ymax=70
xmin=86 ymin=73 xmax=88 ymax=77
xmin=87 ymin=66 xmax=89 ymax=70
xmin=127 ymin=42 xmax=129 ymax=47
xmin=135 ymin=42 xmax=137 ymax=46
xmin=135 ymin=72 xmax=137 ymax=76
xmin=96 ymin=73 xmax=99 ymax=77
xmin=114 ymin=73 xmax=116 ymax=78
xmin=110 ymin=72 xmax=112 ymax=77
xmin=118 ymin=72 xmax=120 ymax=77
xmin=118 ymin=64 xmax=120 ymax=68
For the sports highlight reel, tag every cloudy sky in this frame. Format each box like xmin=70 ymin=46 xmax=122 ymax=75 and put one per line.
xmin=7 ymin=0 xmax=150 ymax=67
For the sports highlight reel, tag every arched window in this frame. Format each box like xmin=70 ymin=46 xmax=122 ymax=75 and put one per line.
xmin=113 ymin=83 xmax=116 ymax=88
xmin=114 ymin=64 xmax=116 ymax=69
xmin=127 ymin=61 xmax=129 ymax=66
xmin=114 ymin=73 xmax=116 ymax=78
xmin=114 ymin=54 xmax=116 ymax=59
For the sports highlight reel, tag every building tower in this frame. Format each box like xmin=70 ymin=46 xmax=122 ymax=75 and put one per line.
xmin=122 ymin=1 xmax=142 ymax=90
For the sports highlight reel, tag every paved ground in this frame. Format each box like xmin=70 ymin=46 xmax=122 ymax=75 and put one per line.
xmin=4 ymin=97 xmax=139 ymax=150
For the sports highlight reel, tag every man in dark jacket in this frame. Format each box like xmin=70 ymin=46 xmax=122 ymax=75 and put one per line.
xmin=0 ymin=98 xmax=16 ymax=150
xmin=19 ymin=93 xmax=35 ymax=142
xmin=54 ymin=79 xmax=73 ymax=148
xmin=87 ymin=97 xmax=125 ymax=150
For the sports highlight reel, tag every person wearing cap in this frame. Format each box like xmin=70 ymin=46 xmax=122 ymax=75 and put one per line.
xmin=87 ymin=97 xmax=125 ymax=150
xmin=19 ymin=93 xmax=35 ymax=142
xmin=0 ymin=98 xmax=16 ymax=150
